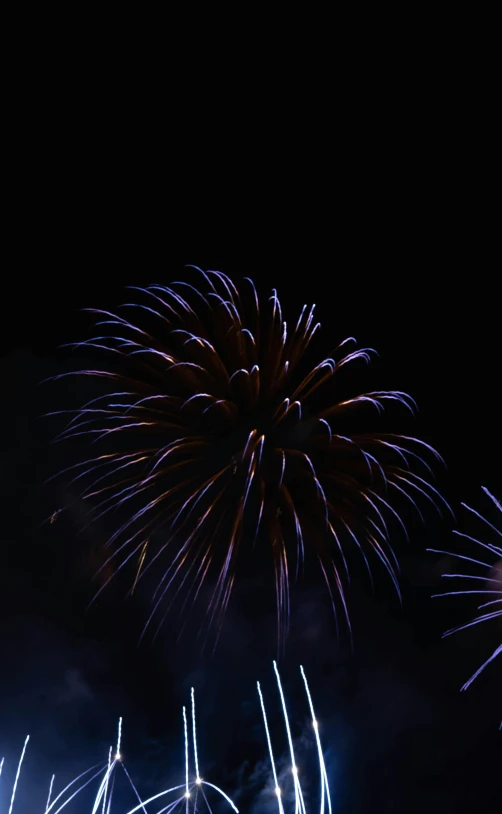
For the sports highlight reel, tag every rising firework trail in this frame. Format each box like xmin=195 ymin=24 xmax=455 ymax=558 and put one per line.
xmin=183 ymin=706 xmax=189 ymax=800
xmin=101 ymin=748 xmax=112 ymax=814
xmin=257 ymin=681 xmax=285 ymax=814
xmin=115 ymin=717 xmax=123 ymax=762
xmin=2 ymin=666 xmax=332 ymax=811
xmin=8 ymin=734 xmax=29 ymax=814
xmin=47 ymin=774 xmax=55 ymax=813
xmin=300 ymin=666 xmax=332 ymax=814
xmin=191 ymin=687 xmax=201 ymax=783
xmin=429 ymin=486 xmax=502 ymax=724
xmin=258 ymin=663 xmax=333 ymax=812
xmin=273 ymin=661 xmax=306 ymax=814
xmin=47 ymin=268 xmax=448 ymax=647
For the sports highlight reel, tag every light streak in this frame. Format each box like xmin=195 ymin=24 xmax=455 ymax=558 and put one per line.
xmin=46 ymin=774 xmax=55 ymax=813
xmin=257 ymin=681 xmax=285 ymax=814
xmin=101 ymin=747 xmax=112 ymax=814
xmin=273 ymin=661 xmax=307 ymax=814
xmin=191 ymin=687 xmax=201 ymax=782
xmin=300 ymin=666 xmax=332 ymax=814
xmin=4 ymin=665 xmax=334 ymax=811
xmin=258 ymin=663 xmax=333 ymax=813
xmin=183 ymin=706 xmax=189 ymax=799
xmin=8 ymin=734 xmax=29 ymax=814
xmin=116 ymin=716 xmax=123 ymax=761
xmin=131 ymin=540 xmax=149 ymax=594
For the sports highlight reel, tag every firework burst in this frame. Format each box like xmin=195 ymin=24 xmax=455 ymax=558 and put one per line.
xmin=429 ymin=486 xmax=502 ymax=706
xmin=47 ymin=268 xmax=447 ymax=647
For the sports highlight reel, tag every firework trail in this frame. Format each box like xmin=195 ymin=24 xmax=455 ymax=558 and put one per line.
xmin=257 ymin=664 xmax=332 ymax=813
xmin=272 ymin=661 xmax=306 ymax=814
xmin=2 ymin=689 xmax=237 ymax=813
xmin=7 ymin=734 xmax=29 ymax=814
xmin=47 ymin=774 xmax=55 ymax=812
xmin=429 ymin=486 xmax=502 ymax=724
xmin=257 ymin=681 xmax=285 ymax=814
xmin=191 ymin=687 xmax=200 ymax=783
xmin=1 ymin=665 xmax=331 ymax=812
xmin=300 ymin=666 xmax=331 ymax=814
xmin=102 ymin=748 xmax=112 ymax=814
xmin=47 ymin=268 xmax=448 ymax=647
xmin=183 ymin=705 xmax=189 ymax=800
xmin=116 ymin=717 xmax=123 ymax=762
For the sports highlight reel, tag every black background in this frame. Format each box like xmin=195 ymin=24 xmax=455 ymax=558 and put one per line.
xmin=1 ymin=60 xmax=500 ymax=811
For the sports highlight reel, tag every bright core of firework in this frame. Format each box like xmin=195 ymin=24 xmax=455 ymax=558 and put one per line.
xmin=48 ymin=267 xmax=448 ymax=647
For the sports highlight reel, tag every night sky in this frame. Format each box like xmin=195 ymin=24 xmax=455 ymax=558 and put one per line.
xmin=1 ymin=230 xmax=500 ymax=812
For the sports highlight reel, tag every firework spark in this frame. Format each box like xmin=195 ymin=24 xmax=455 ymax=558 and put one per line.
xmin=48 ymin=268 xmax=448 ymax=647
xmin=429 ymin=486 xmax=502 ymax=719
xmin=1 ymin=665 xmax=330 ymax=811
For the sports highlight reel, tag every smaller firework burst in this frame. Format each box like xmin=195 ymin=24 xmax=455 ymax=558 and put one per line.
xmin=429 ymin=486 xmax=502 ymax=718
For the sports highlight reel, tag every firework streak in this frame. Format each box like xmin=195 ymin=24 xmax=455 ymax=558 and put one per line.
xmin=429 ymin=486 xmax=502 ymax=726
xmin=47 ymin=269 xmax=449 ymax=646
xmin=0 ymin=664 xmax=332 ymax=812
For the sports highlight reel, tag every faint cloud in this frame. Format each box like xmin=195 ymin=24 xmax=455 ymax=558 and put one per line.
xmin=54 ymin=668 xmax=94 ymax=706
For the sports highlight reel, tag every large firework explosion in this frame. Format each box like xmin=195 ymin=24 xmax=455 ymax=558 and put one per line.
xmin=1 ymin=664 xmax=331 ymax=813
xmin=430 ymin=486 xmax=502 ymax=709
xmin=47 ymin=268 xmax=448 ymax=647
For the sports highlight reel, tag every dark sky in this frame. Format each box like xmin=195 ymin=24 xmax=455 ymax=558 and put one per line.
xmin=1 ymin=233 xmax=500 ymax=813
